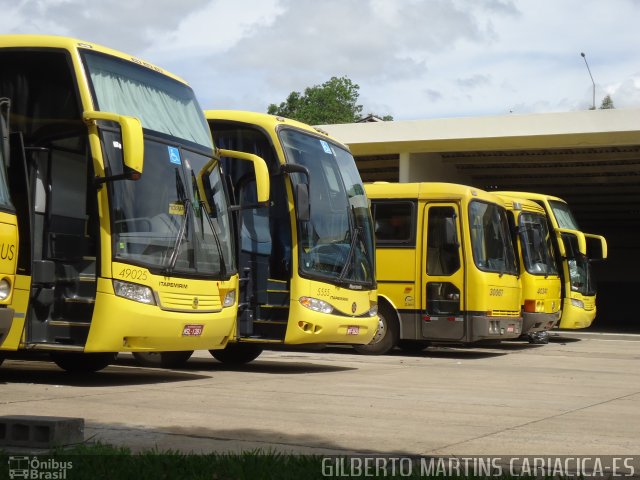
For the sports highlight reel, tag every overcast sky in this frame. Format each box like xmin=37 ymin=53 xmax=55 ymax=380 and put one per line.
xmin=3 ymin=0 xmax=640 ymax=120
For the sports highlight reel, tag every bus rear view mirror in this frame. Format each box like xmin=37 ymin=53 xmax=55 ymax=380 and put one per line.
xmin=295 ymin=183 xmax=310 ymax=222
xmin=84 ymin=110 xmax=144 ymax=182
xmin=585 ymin=233 xmax=608 ymax=261
xmin=217 ymin=148 xmax=270 ymax=205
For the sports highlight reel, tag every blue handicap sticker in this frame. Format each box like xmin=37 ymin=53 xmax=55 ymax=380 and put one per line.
xmin=319 ymin=140 xmax=333 ymax=154
xmin=168 ymin=146 xmax=182 ymax=165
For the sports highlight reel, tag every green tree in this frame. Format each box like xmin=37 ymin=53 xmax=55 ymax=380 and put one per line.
xmin=599 ymin=94 xmax=615 ymax=109
xmin=267 ymin=76 xmax=392 ymax=124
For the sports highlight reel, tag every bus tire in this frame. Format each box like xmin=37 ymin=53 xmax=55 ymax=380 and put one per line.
xmin=0 ymin=353 xmax=5 ymax=367
xmin=132 ymin=351 xmax=194 ymax=368
xmin=398 ymin=340 xmax=430 ymax=352
xmin=209 ymin=344 xmax=263 ymax=364
xmin=353 ymin=303 xmax=399 ymax=355
xmin=50 ymin=352 xmax=116 ymax=373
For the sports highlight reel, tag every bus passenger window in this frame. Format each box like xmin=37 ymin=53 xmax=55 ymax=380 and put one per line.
xmin=373 ymin=202 xmax=412 ymax=243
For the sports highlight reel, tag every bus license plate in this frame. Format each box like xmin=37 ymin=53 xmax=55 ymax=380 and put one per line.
xmin=347 ymin=326 xmax=360 ymax=335
xmin=182 ymin=324 xmax=204 ymax=336
xmin=506 ymin=325 xmax=514 ymax=333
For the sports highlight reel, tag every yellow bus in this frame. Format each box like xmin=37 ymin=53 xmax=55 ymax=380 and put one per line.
xmin=358 ymin=182 xmax=522 ymax=354
xmin=0 ymin=97 xmax=18 ymax=351
xmin=201 ymin=111 xmax=379 ymax=363
xmin=0 ymin=35 xmax=268 ymax=372
xmin=498 ymin=192 xmax=607 ymax=329
xmin=499 ymin=195 xmax=561 ymax=343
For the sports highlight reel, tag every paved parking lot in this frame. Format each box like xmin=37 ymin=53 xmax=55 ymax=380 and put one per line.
xmin=1 ymin=331 xmax=639 ymax=456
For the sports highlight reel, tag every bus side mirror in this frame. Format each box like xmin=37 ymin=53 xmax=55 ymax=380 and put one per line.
xmin=557 ymin=228 xmax=586 ymax=258
xmin=585 ymin=233 xmax=608 ymax=261
xmin=295 ymin=183 xmax=310 ymax=222
xmin=280 ymin=163 xmax=311 ymax=222
xmin=217 ymin=149 xmax=270 ymax=205
xmin=84 ymin=110 xmax=144 ymax=181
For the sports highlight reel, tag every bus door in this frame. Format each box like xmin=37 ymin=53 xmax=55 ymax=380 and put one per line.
xmin=2 ymin=50 xmax=97 ymax=348
xmin=420 ymin=203 xmax=465 ymax=341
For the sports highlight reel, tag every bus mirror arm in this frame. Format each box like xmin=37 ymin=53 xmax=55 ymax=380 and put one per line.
xmin=94 ymin=167 xmax=141 ymax=187
xmin=280 ymin=163 xmax=310 ymax=181
xmin=84 ymin=110 xmax=144 ymax=180
xmin=218 ymin=148 xmax=270 ymax=204
xmin=280 ymin=164 xmax=310 ymax=221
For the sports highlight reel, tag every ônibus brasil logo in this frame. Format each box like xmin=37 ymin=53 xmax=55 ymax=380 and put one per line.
xmin=7 ymin=456 xmax=73 ymax=479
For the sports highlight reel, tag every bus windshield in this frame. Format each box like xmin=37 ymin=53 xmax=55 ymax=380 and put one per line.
xmin=82 ymin=50 xmax=212 ymax=149
xmin=281 ymin=129 xmax=375 ymax=287
xmin=519 ymin=212 xmax=558 ymax=276
xmin=82 ymin=52 xmax=234 ymax=276
xmin=549 ymin=200 xmax=580 ymax=230
xmin=469 ymin=201 xmax=518 ymax=275
xmin=0 ymin=98 xmax=13 ymax=211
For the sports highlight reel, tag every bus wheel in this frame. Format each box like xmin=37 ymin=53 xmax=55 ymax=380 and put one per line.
xmin=50 ymin=352 xmax=116 ymax=373
xmin=132 ymin=351 xmax=194 ymax=368
xmin=0 ymin=353 xmax=5 ymax=367
xmin=209 ymin=344 xmax=263 ymax=364
xmin=398 ymin=340 xmax=430 ymax=352
xmin=353 ymin=304 xmax=399 ymax=355
xmin=528 ymin=331 xmax=550 ymax=344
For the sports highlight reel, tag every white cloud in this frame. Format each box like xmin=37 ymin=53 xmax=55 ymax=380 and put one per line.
xmin=2 ymin=0 xmax=639 ymax=119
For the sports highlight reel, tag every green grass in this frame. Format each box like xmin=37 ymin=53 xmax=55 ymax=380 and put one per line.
xmin=0 ymin=443 xmax=538 ymax=479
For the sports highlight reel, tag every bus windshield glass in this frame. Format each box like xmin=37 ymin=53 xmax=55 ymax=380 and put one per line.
xmin=549 ymin=200 xmax=580 ymax=230
xmin=105 ymin=137 xmax=235 ymax=276
xmin=82 ymin=50 xmax=212 ymax=149
xmin=469 ymin=201 xmax=518 ymax=275
xmin=280 ymin=129 xmax=375 ymax=287
xmin=519 ymin=212 xmax=558 ymax=276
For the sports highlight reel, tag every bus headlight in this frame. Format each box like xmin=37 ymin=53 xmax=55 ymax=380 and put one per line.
xmin=299 ymin=296 xmax=334 ymax=314
xmin=113 ymin=280 xmax=156 ymax=305
xmin=0 ymin=278 xmax=11 ymax=300
xmin=223 ymin=290 xmax=236 ymax=307
xmin=368 ymin=303 xmax=378 ymax=317
xmin=570 ymin=298 xmax=584 ymax=309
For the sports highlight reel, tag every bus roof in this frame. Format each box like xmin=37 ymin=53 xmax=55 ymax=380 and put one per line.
xmin=0 ymin=34 xmax=187 ymax=85
xmin=497 ymin=191 xmax=568 ymax=205
xmin=204 ymin=110 xmax=348 ymax=149
xmin=497 ymin=194 xmax=546 ymax=215
xmin=365 ymin=181 xmax=505 ymax=205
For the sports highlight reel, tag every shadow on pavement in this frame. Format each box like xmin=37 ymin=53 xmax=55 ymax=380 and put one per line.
xmin=116 ymin=354 xmax=358 ymax=375
xmin=88 ymin=422 xmax=409 ymax=456
xmin=0 ymin=359 xmax=211 ymax=386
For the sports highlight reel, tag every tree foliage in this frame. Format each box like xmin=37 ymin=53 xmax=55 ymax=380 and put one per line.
xmin=267 ymin=76 xmax=392 ymax=124
xmin=599 ymin=94 xmax=615 ymax=109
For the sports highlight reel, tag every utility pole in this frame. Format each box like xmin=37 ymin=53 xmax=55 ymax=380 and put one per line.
xmin=580 ymin=52 xmax=596 ymax=110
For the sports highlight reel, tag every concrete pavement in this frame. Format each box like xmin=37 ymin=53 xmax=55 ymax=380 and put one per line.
xmin=1 ymin=332 xmax=639 ymax=456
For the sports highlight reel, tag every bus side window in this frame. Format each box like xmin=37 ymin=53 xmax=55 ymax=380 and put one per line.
xmin=373 ymin=202 xmax=412 ymax=244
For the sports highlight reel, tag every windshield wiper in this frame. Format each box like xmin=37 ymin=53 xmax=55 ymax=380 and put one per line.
xmin=198 ymin=200 xmax=227 ymax=278
xmin=338 ymin=225 xmax=361 ymax=282
xmin=337 ymin=205 xmax=373 ymax=285
xmin=163 ymin=169 xmax=190 ymax=275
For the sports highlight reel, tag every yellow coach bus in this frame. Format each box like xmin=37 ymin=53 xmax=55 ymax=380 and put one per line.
xmin=498 ymin=192 xmax=607 ymax=329
xmin=357 ymin=182 xmax=522 ymax=355
xmin=0 ymin=35 xmax=268 ymax=372
xmin=200 ymin=111 xmax=379 ymax=364
xmin=0 ymin=97 xmax=18 ymax=349
xmin=499 ymin=195 xmax=561 ymax=343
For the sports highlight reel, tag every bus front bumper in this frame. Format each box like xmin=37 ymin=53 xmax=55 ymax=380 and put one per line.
xmin=283 ymin=302 xmax=378 ymax=345
xmin=83 ymin=292 xmax=237 ymax=352
xmin=522 ymin=311 xmax=561 ymax=334
xmin=471 ymin=315 xmax=523 ymax=341
xmin=0 ymin=306 xmax=15 ymax=348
